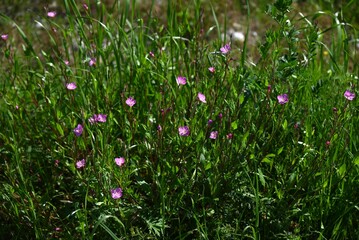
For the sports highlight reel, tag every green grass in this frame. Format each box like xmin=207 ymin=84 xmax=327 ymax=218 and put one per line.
xmin=1 ymin=0 xmax=359 ymax=239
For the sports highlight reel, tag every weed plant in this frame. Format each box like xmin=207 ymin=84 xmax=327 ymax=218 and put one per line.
xmin=0 ymin=0 xmax=358 ymax=239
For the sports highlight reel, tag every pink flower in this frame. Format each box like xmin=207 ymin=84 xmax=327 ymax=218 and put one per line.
xmin=111 ymin=188 xmax=123 ymax=199
xmin=83 ymin=3 xmax=89 ymax=10
xmin=64 ymin=60 xmax=70 ymax=65
xmin=208 ymin=119 xmax=213 ymax=126
xmin=66 ymin=82 xmax=77 ymax=90
xmin=344 ymin=90 xmax=355 ymax=101
xmin=226 ymin=133 xmax=233 ymax=139
xmin=115 ymin=157 xmax=125 ymax=167
xmin=89 ymin=114 xmax=107 ymax=124
xmin=54 ymin=159 xmax=59 ymax=167
xmin=220 ymin=43 xmax=231 ymax=54
xmin=197 ymin=92 xmax=206 ymax=103
xmin=178 ymin=126 xmax=190 ymax=136
xmin=125 ymin=97 xmax=136 ymax=107
xmin=149 ymin=51 xmax=155 ymax=57
xmin=89 ymin=58 xmax=96 ymax=66
xmin=209 ymin=131 xmax=218 ymax=139
xmin=73 ymin=124 xmax=83 ymax=136
xmin=76 ymin=159 xmax=86 ymax=169
xmin=1 ymin=34 xmax=8 ymax=41
xmin=176 ymin=76 xmax=187 ymax=86
xmin=96 ymin=114 xmax=107 ymax=122
xmin=157 ymin=125 xmax=162 ymax=131
xmin=47 ymin=11 xmax=57 ymax=18
xmin=277 ymin=94 xmax=289 ymax=104
xmin=208 ymin=67 xmax=215 ymax=73
xmin=267 ymin=85 xmax=272 ymax=93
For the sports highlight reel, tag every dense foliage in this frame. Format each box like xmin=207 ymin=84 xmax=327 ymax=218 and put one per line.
xmin=1 ymin=0 xmax=358 ymax=239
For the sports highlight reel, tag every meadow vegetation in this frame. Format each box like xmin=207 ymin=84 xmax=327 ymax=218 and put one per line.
xmin=0 ymin=0 xmax=358 ymax=239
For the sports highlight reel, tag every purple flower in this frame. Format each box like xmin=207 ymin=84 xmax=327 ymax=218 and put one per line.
xmin=89 ymin=115 xmax=97 ymax=124
xmin=277 ymin=94 xmax=289 ymax=104
xmin=66 ymin=82 xmax=77 ymax=90
xmin=1 ymin=34 xmax=8 ymax=41
xmin=73 ymin=124 xmax=83 ymax=136
xmin=209 ymin=131 xmax=218 ymax=139
xmin=96 ymin=114 xmax=107 ymax=122
xmin=111 ymin=188 xmax=123 ymax=199
xmin=89 ymin=58 xmax=96 ymax=66
xmin=149 ymin=51 xmax=155 ymax=57
xmin=220 ymin=43 xmax=231 ymax=54
xmin=125 ymin=97 xmax=136 ymax=107
xmin=176 ymin=76 xmax=187 ymax=86
xmin=178 ymin=126 xmax=190 ymax=136
xmin=208 ymin=119 xmax=213 ymax=126
xmin=208 ymin=67 xmax=215 ymax=73
xmin=218 ymin=113 xmax=223 ymax=119
xmin=47 ymin=11 xmax=57 ymax=18
xmin=197 ymin=92 xmax=206 ymax=103
xmin=157 ymin=125 xmax=162 ymax=131
xmin=83 ymin=3 xmax=89 ymax=10
xmin=89 ymin=114 xmax=107 ymax=124
xmin=115 ymin=157 xmax=125 ymax=167
xmin=344 ymin=90 xmax=355 ymax=101
xmin=76 ymin=159 xmax=86 ymax=169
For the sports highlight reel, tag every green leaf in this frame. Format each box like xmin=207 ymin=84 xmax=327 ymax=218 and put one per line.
xmin=354 ymin=156 xmax=359 ymax=166
xmin=231 ymin=120 xmax=238 ymax=130
xmin=258 ymin=168 xmax=266 ymax=187
xmin=56 ymin=123 xmax=64 ymax=136
xmin=282 ymin=119 xmax=288 ymax=130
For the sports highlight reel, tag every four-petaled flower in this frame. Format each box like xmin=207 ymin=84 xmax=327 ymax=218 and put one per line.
xmin=96 ymin=114 xmax=107 ymax=122
xmin=66 ymin=82 xmax=77 ymax=90
xmin=178 ymin=126 xmax=190 ymax=136
xmin=47 ymin=11 xmax=57 ymax=18
xmin=76 ymin=159 xmax=86 ymax=169
xmin=344 ymin=90 xmax=355 ymax=101
xmin=111 ymin=188 xmax=123 ymax=199
xmin=277 ymin=94 xmax=289 ymax=105
xmin=197 ymin=92 xmax=206 ymax=103
xmin=220 ymin=43 xmax=231 ymax=54
xmin=73 ymin=124 xmax=83 ymax=136
xmin=115 ymin=157 xmax=125 ymax=167
xmin=126 ymin=97 xmax=136 ymax=107
xmin=176 ymin=76 xmax=187 ymax=86
xmin=209 ymin=131 xmax=218 ymax=139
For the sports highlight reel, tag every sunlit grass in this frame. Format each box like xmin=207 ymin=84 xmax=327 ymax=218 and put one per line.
xmin=0 ymin=0 xmax=358 ymax=239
